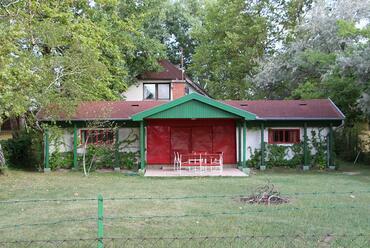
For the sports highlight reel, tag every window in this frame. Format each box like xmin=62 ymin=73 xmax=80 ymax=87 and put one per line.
xmin=143 ymin=83 xmax=170 ymax=100
xmin=80 ymin=129 xmax=114 ymax=145
xmin=268 ymin=129 xmax=300 ymax=144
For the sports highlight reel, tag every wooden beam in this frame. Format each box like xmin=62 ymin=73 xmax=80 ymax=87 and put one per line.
xmin=114 ymin=128 xmax=120 ymax=168
xmin=44 ymin=128 xmax=50 ymax=172
xmin=243 ymin=121 xmax=247 ymax=168
xmin=329 ymin=123 xmax=334 ymax=168
xmin=73 ymin=125 xmax=78 ymax=169
xmin=260 ymin=122 xmax=265 ymax=169
xmin=303 ymin=122 xmax=308 ymax=169
xmin=140 ymin=121 xmax=145 ymax=170
xmin=238 ymin=122 xmax=242 ymax=167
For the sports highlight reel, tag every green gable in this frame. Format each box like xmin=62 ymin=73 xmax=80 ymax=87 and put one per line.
xmin=132 ymin=93 xmax=256 ymax=121
xmin=147 ymin=100 xmax=239 ymax=119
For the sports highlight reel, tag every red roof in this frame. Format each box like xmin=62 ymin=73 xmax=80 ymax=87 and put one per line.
xmin=138 ymin=59 xmax=210 ymax=97
xmin=223 ymin=99 xmax=344 ymax=120
xmin=139 ymin=60 xmax=185 ymax=80
xmin=37 ymin=101 xmax=167 ymax=121
xmin=37 ymin=98 xmax=344 ymax=121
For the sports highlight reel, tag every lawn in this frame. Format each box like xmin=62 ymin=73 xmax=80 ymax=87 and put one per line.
xmin=0 ymin=163 xmax=369 ymax=247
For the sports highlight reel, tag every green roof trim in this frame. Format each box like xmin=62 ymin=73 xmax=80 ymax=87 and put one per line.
xmin=131 ymin=93 xmax=257 ymax=121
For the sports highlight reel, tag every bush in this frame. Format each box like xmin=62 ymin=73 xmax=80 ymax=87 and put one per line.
xmin=0 ymin=131 xmax=43 ymax=170
xmin=49 ymin=152 xmax=73 ymax=170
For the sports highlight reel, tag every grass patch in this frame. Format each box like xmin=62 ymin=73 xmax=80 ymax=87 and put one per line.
xmin=0 ymin=162 xmax=369 ymax=247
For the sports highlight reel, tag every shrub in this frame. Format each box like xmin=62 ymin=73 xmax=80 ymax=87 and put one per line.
xmin=49 ymin=152 xmax=73 ymax=170
xmin=0 ymin=131 xmax=43 ymax=170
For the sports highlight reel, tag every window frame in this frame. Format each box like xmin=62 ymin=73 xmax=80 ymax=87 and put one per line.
xmin=143 ymin=83 xmax=171 ymax=100
xmin=80 ymin=129 xmax=114 ymax=145
xmin=268 ymin=128 xmax=300 ymax=144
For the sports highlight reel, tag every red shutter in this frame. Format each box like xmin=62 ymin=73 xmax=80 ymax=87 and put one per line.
xmin=268 ymin=129 xmax=273 ymax=144
xmin=296 ymin=130 xmax=300 ymax=143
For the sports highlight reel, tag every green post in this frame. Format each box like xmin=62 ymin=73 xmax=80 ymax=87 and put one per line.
xmin=238 ymin=122 xmax=242 ymax=168
xmin=44 ymin=128 xmax=50 ymax=172
xmin=97 ymin=194 xmax=104 ymax=248
xmin=260 ymin=122 xmax=265 ymax=170
xmin=329 ymin=123 xmax=334 ymax=169
xmin=73 ymin=125 xmax=78 ymax=169
xmin=242 ymin=121 xmax=247 ymax=168
xmin=140 ymin=121 xmax=145 ymax=171
xmin=303 ymin=122 xmax=309 ymax=170
xmin=114 ymin=128 xmax=120 ymax=170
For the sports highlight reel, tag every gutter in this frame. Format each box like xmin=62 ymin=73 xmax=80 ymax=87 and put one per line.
xmin=328 ymin=97 xmax=346 ymax=119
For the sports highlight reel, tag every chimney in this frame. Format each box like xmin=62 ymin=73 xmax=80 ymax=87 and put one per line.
xmin=172 ymin=81 xmax=186 ymax=99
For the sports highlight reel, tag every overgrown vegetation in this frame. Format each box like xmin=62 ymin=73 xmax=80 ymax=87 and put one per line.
xmin=248 ymin=130 xmax=330 ymax=169
xmin=0 ymin=131 xmax=43 ymax=170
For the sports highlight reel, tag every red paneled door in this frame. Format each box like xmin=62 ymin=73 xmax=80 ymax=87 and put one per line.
xmin=170 ymin=127 xmax=191 ymax=161
xmin=212 ymin=125 xmax=236 ymax=164
xmin=146 ymin=120 xmax=236 ymax=165
xmin=146 ymin=126 xmax=170 ymax=164
xmin=191 ymin=127 xmax=212 ymax=153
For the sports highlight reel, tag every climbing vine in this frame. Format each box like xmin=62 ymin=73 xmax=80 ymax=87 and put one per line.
xmin=247 ymin=129 xmax=328 ymax=169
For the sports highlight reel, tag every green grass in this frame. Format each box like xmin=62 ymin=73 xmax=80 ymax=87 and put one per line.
xmin=0 ymin=163 xmax=369 ymax=247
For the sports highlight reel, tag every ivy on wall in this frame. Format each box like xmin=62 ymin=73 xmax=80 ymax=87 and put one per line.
xmin=248 ymin=128 xmax=329 ymax=169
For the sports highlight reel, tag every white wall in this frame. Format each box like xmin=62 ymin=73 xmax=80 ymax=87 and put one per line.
xmin=237 ymin=126 xmax=329 ymax=161
xmin=49 ymin=130 xmax=73 ymax=154
xmin=118 ymin=128 xmax=140 ymax=153
xmin=123 ymin=82 xmax=144 ymax=101
xmin=51 ymin=128 xmax=140 ymax=155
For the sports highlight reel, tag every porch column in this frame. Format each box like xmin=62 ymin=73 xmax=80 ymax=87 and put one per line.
xmin=242 ymin=121 xmax=247 ymax=169
xmin=328 ymin=123 xmax=335 ymax=169
xmin=303 ymin=122 xmax=309 ymax=171
xmin=44 ymin=128 xmax=50 ymax=173
xmin=73 ymin=125 xmax=78 ymax=170
xmin=114 ymin=128 xmax=120 ymax=170
xmin=140 ymin=121 xmax=146 ymax=171
xmin=260 ymin=122 xmax=265 ymax=170
xmin=238 ymin=122 xmax=242 ymax=168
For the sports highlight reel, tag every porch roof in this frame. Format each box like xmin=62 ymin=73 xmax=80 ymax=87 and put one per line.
xmin=131 ymin=93 xmax=256 ymax=121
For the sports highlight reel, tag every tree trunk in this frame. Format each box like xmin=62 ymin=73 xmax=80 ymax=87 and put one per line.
xmin=0 ymin=144 xmax=5 ymax=167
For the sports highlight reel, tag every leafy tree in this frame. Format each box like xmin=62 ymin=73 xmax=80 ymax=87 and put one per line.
xmin=190 ymin=0 xmax=269 ymax=99
xmin=253 ymin=0 xmax=370 ymax=123
xmin=189 ymin=0 xmax=311 ymax=99
xmin=0 ymin=0 xmax=164 ymax=124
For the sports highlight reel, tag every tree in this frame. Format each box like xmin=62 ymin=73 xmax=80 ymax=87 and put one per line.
xmin=189 ymin=0 xmax=311 ymax=99
xmin=0 ymin=0 xmax=164 ymax=124
xmin=190 ymin=0 xmax=268 ymax=99
xmin=253 ymin=0 xmax=370 ymax=123
xmin=0 ymin=0 xmax=165 ymax=164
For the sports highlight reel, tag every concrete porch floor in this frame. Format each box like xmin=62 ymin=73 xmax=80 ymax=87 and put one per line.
xmin=144 ymin=167 xmax=247 ymax=177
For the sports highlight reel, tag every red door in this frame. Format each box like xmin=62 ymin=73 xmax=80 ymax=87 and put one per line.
xmin=191 ymin=127 xmax=212 ymax=153
xmin=170 ymin=127 xmax=191 ymax=160
xmin=212 ymin=125 xmax=236 ymax=164
xmin=147 ymin=126 xmax=170 ymax=164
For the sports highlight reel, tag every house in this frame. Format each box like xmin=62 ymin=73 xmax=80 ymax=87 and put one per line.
xmin=37 ymin=60 xmax=345 ymax=174
xmin=123 ymin=60 xmax=209 ymax=100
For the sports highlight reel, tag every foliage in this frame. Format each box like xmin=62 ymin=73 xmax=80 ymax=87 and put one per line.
xmin=247 ymin=147 xmax=261 ymax=168
xmin=0 ymin=131 xmax=42 ymax=170
xmin=0 ymin=0 xmax=164 ymax=122
xmin=253 ymin=0 xmax=370 ymax=123
xmin=49 ymin=152 xmax=73 ymax=170
xmin=309 ymin=129 xmax=327 ymax=170
xmin=120 ymin=152 xmax=139 ymax=170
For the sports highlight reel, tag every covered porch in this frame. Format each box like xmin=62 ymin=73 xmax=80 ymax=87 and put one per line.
xmin=144 ymin=166 xmax=247 ymax=177
xmin=131 ymin=93 xmax=257 ymax=175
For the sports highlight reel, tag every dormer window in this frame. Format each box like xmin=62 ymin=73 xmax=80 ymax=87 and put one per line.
xmin=143 ymin=83 xmax=170 ymax=100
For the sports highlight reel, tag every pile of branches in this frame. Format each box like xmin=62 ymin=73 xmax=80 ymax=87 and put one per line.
xmin=239 ymin=180 xmax=289 ymax=205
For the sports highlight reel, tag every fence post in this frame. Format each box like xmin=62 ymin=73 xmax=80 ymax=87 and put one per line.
xmin=97 ymin=194 xmax=104 ymax=248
